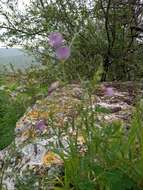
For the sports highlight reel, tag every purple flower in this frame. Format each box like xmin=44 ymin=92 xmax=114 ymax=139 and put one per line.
xmin=105 ymin=87 xmax=114 ymax=96
xmin=36 ymin=120 xmax=46 ymax=131
xmin=55 ymin=46 xmax=70 ymax=61
xmin=48 ymin=32 xmax=64 ymax=48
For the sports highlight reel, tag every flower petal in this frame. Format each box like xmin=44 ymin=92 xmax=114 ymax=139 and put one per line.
xmin=55 ymin=46 xmax=70 ymax=61
xmin=48 ymin=32 xmax=64 ymax=48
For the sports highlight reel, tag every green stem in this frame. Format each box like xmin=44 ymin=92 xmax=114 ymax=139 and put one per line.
xmin=61 ymin=61 xmax=66 ymax=82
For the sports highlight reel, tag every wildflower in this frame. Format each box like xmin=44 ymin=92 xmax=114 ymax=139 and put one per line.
xmin=105 ymin=87 xmax=114 ymax=96
xmin=35 ymin=120 xmax=46 ymax=131
xmin=27 ymin=111 xmax=39 ymax=119
xmin=77 ymin=135 xmax=85 ymax=145
xmin=55 ymin=46 xmax=70 ymax=61
xmin=42 ymin=151 xmax=63 ymax=166
xmin=48 ymin=32 xmax=64 ymax=48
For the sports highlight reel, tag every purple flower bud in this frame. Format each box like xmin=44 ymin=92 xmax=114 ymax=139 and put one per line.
xmin=105 ymin=87 xmax=114 ymax=96
xmin=55 ymin=46 xmax=70 ymax=61
xmin=36 ymin=120 xmax=46 ymax=131
xmin=48 ymin=32 xmax=64 ymax=48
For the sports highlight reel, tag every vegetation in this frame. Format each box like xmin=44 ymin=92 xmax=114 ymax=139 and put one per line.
xmin=1 ymin=101 xmax=143 ymax=190
xmin=0 ymin=89 xmax=23 ymax=149
xmin=0 ymin=0 xmax=143 ymax=189
xmin=0 ymin=0 xmax=143 ymax=81
xmin=0 ymin=68 xmax=48 ymax=150
xmin=57 ymin=103 xmax=143 ymax=190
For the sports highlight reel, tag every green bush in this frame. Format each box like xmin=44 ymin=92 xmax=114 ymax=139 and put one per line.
xmin=0 ymin=90 xmax=25 ymax=150
xmin=1 ymin=0 xmax=143 ymax=81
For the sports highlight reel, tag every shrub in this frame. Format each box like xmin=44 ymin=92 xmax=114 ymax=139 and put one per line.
xmin=0 ymin=90 xmax=25 ymax=150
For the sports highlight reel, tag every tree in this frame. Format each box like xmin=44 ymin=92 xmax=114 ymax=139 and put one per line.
xmin=0 ymin=0 xmax=143 ymax=81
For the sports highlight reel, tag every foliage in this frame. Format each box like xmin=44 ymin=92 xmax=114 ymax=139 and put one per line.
xmin=0 ymin=61 xmax=70 ymax=150
xmin=0 ymin=67 xmax=50 ymax=150
xmin=0 ymin=88 xmax=25 ymax=149
xmin=1 ymin=97 xmax=143 ymax=189
xmin=54 ymin=102 xmax=143 ymax=190
xmin=0 ymin=0 xmax=143 ymax=81
xmin=0 ymin=0 xmax=143 ymax=189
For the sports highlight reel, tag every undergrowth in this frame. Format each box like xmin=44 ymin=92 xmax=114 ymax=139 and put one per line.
xmin=50 ymin=102 xmax=143 ymax=190
xmin=0 ymin=69 xmax=48 ymax=150
xmin=1 ymin=99 xmax=143 ymax=190
xmin=0 ymin=89 xmax=25 ymax=150
xmin=0 ymin=66 xmax=143 ymax=189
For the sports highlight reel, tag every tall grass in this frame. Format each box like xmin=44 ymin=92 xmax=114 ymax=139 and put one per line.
xmin=54 ymin=103 xmax=143 ymax=190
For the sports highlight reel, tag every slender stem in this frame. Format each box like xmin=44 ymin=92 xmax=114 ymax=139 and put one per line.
xmin=61 ymin=61 xmax=66 ymax=82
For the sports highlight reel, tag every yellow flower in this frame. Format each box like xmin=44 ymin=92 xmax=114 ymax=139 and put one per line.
xmin=42 ymin=151 xmax=63 ymax=166
xmin=27 ymin=111 xmax=39 ymax=119
xmin=40 ymin=112 xmax=49 ymax=119
xmin=77 ymin=135 xmax=85 ymax=144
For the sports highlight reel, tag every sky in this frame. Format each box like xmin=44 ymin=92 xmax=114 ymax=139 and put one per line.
xmin=17 ymin=0 xmax=30 ymax=10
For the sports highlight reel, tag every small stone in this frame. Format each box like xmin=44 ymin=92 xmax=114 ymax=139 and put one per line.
xmin=48 ymin=81 xmax=60 ymax=95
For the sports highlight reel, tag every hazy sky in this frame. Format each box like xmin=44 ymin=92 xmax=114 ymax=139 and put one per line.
xmin=17 ymin=0 xmax=30 ymax=10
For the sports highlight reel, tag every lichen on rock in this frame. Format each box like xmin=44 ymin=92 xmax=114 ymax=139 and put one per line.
xmin=0 ymin=82 xmax=140 ymax=189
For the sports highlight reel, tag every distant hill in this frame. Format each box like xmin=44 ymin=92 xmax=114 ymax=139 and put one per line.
xmin=0 ymin=48 xmax=24 ymax=57
xmin=0 ymin=48 xmax=40 ymax=72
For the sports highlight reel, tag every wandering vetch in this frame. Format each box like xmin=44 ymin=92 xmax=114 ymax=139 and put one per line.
xmin=55 ymin=46 xmax=71 ymax=61
xmin=36 ymin=120 xmax=46 ymax=131
xmin=48 ymin=32 xmax=64 ymax=48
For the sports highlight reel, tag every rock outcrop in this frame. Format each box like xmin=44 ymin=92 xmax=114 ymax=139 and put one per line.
xmin=0 ymin=82 xmax=141 ymax=190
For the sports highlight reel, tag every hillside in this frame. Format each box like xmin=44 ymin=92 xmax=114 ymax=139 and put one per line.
xmin=0 ymin=48 xmax=40 ymax=71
